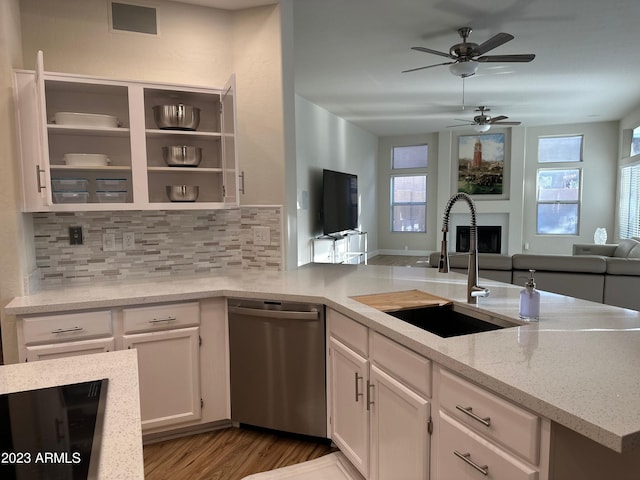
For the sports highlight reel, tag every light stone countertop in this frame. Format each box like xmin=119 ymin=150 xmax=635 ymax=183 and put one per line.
xmin=6 ymin=263 xmax=640 ymax=454
xmin=0 ymin=349 xmax=144 ymax=479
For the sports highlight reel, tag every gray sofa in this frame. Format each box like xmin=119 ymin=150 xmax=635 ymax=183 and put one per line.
xmin=428 ymin=237 xmax=640 ymax=311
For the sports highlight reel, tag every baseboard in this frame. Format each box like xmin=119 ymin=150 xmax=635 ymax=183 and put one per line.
xmin=376 ymin=249 xmax=432 ymax=256
xmin=143 ymin=419 xmax=232 ymax=445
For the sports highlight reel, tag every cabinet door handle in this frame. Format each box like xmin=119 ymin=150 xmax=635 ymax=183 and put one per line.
xmin=354 ymin=373 xmax=363 ymax=402
xmin=455 ymin=405 xmax=491 ymax=427
xmin=51 ymin=326 xmax=83 ymax=334
xmin=453 ymin=451 xmax=488 ymax=476
xmin=35 ymin=164 xmax=46 ymax=193
xmin=366 ymin=381 xmax=375 ymax=411
xmin=148 ymin=316 xmax=177 ymax=324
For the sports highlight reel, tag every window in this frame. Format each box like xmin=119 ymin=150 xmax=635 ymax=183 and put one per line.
xmin=390 ymin=145 xmax=427 ymax=233
xmin=392 ymin=144 xmax=428 ymax=169
xmin=391 ymin=175 xmax=426 ymax=232
xmin=538 ymin=135 xmax=583 ymax=163
xmin=536 ymin=169 xmax=581 ymax=235
xmin=631 ymin=127 xmax=640 ymax=157
xmin=619 ymin=162 xmax=640 ymax=239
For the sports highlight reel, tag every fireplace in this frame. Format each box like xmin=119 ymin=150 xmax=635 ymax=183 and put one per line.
xmin=456 ymin=226 xmax=502 ymax=254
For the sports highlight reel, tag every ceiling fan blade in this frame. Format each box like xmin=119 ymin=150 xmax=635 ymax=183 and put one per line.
xmin=489 ymin=115 xmax=508 ymax=123
xmin=411 ymin=46 xmax=453 ymax=59
xmin=492 ymin=121 xmax=521 ymax=125
xmin=473 ymin=32 xmax=514 ymax=56
xmin=447 ymin=123 xmax=475 ymax=128
xmin=402 ymin=61 xmax=454 ymax=73
xmin=476 ymin=54 xmax=535 ymax=63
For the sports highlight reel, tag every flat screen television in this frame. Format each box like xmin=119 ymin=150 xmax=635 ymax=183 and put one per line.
xmin=322 ymin=169 xmax=358 ymax=235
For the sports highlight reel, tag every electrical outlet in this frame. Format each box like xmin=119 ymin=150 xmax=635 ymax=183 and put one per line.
xmin=253 ymin=226 xmax=270 ymax=246
xmin=102 ymin=233 xmax=116 ymax=252
xmin=123 ymin=232 xmax=135 ymax=251
xmin=69 ymin=226 xmax=83 ymax=245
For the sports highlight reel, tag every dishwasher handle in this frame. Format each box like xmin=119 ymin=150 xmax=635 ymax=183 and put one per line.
xmin=228 ymin=305 xmax=320 ymax=321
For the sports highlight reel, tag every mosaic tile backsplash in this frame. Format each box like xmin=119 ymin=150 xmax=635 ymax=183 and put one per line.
xmin=32 ymin=207 xmax=282 ymax=285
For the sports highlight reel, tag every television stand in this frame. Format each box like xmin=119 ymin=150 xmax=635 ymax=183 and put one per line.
xmin=312 ymin=231 xmax=367 ymax=265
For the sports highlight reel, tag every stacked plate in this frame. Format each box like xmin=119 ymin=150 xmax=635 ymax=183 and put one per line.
xmin=53 ymin=112 xmax=119 ymax=128
xmin=63 ymin=153 xmax=110 ymax=167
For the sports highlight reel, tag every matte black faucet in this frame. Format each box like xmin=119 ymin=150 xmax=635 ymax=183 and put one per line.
xmin=439 ymin=192 xmax=490 ymax=304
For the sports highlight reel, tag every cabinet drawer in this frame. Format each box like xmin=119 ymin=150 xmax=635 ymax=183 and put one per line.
xmin=26 ymin=337 xmax=115 ymax=362
xmin=22 ymin=310 xmax=112 ymax=344
xmin=438 ymin=367 xmax=540 ymax=464
xmin=123 ymin=301 xmax=200 ymax=334
xmin=371 ymin=331 xmax=431 ymax=398
xmin=327 ymin=308 xmax=368 ymax=356
xmin=437 ymin=411 xmax=538 ymax=480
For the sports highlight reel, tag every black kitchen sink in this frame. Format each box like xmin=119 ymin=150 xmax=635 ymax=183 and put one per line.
xmin=386 ymin=304 xmax=515 ymax=338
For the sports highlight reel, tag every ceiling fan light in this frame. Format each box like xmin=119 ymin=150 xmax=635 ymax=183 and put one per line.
xmin=474 ymin=123 xmax=491 ymax=133
xmin=449 ymin=60 xmax=479 ymax=77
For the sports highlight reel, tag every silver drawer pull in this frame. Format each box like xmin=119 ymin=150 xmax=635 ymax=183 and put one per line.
xmin=354 ymin=373 xmax=363 ymax=402
xmin=51 ymin=326 xmax=83 ymax=334
xmin=35 ymin=165 xmax=46 ymax=193
xmin=454 ymin=451 xmax=489 ymax=476
xmin=456 ymin=405 xmax=491 ymax=427
xmin=366 ymin=381 xmax=375 ymax=411
xmin=149 ymin=316 xmax=177 ymax=324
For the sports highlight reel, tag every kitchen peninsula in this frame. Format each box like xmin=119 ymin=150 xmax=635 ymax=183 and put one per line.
xmin=5 ymin=263 xmax=640 ymax=478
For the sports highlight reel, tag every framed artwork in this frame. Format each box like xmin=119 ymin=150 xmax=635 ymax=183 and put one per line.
xmin=457 ymin=133 xmax=505 ymax=196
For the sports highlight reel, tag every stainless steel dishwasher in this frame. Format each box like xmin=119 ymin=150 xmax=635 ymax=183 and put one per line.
xmin=228 ymin=298 xmax=326 ymax=438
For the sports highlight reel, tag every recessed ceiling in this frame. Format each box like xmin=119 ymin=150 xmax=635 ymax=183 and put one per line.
xmin=172 ymin=0 xmax=640 ymax=137
xmin=293 ymin=0 xmax=640 ymax=136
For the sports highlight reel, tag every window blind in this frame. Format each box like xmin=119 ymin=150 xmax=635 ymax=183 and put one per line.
xmin=619 ymin=163 xmax=640 ymax=239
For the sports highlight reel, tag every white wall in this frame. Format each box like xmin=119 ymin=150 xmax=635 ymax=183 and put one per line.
xmin=0 ymin=0 xmax=31 ymax=364
xmin=19 ymin=0 xmax=234 ymax=85
xmin=295 ymin=96 xmax=378 ymax=265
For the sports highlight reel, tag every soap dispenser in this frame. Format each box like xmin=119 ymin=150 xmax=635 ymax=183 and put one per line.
xmin=519 ymin=269 xmax=540 ymax=321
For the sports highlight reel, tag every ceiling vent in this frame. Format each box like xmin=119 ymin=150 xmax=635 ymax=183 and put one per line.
xmin=110 ymin=2 xmax=158 ymax=35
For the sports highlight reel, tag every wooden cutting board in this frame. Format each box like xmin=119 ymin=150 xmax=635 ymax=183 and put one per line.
xmin=351 ymin=289 xmax=452 ymax=312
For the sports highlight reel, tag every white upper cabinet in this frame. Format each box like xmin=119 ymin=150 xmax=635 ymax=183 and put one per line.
xmin=13 ymin=51 xmax=238 ymax=212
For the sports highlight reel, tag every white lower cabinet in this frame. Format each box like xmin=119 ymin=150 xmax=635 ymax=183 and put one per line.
xmin=327 ymin=308 xmax=432 ymax=480
xmin=16 ymin=298 xmax=229 ymax=437
xmin=329 ymin=336 xmax=370 ymax=477
xmin=369 ymin=365 xmax=430 ymax=480
xmin=437 ymin=411 xmax=537 ymax=480
xmin=123 ymin=326 xmax=201 ymax=431
xmin=433 ymin=365 xmax=548 ymax=480
xmin=19 ymin=309 xmax=114 ymax=362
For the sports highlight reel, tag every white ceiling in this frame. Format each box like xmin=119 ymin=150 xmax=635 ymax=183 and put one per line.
xmin=174 ymin=0 xmax=640 ymax=137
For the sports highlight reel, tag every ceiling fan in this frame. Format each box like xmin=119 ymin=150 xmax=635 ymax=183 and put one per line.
xmin=447 ymin=106 xmax=521 ymax=132
xmin=403 ymin=27 xmax=535 ymax=78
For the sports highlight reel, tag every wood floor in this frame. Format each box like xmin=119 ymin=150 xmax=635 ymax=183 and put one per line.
xmin=143 ymin=426 xmax=336 ymax=480
xmin=367 ymin=254 xmax=431 ymax=267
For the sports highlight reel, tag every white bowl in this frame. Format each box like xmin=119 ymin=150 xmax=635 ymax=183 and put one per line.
xmin=63 ymin=153 xmax=110 ymax=167
xmin=54 ymin=112 xmax=119 ymax=128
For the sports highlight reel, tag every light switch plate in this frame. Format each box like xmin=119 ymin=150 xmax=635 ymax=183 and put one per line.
xmin=102 ymin=233 xmax=116 ymax=252
xmin=253 ymin=226 xmax=270 ymax=246
xmin=123 ymin=232 xmax=135 ymax=251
